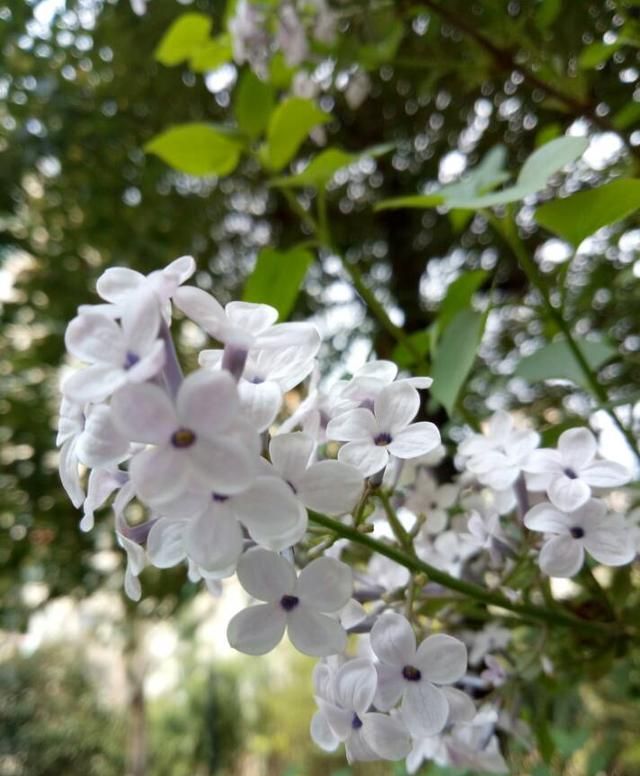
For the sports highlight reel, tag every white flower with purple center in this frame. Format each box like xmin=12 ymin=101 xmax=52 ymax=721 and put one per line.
xmin=370 ymin=612 xmax=469 ymax=738
xmin=311 ymin=657 xmax=412 ymax=763
xmin=63 ymin=293 xmax=166 ymax=404
xmin=524 ymin=498 xmax=635 ymax=577
xmin=146 ymin=473 xmax=307 ymax=577
xmin=326 ymin=382 xmax=441 ymax=477
xmin=110 ymin=370 xmax=257 ymax=505
xmin=404 ymin=469 xmax=458 ymax=534
xmin=227 ymin=548 xmax=352 ymax=657
xmin=524 ymin=427 xmax=631 ymax=512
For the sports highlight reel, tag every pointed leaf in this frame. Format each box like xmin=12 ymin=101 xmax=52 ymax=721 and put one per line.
xmin=535 ymin=179 xmax=640 ymax=246
xmin=155 ymin=13 xmax=213 ymax=66
xmin=261 ymin=98 xmax=329 ymax=171
xmin=514 ymin=336 xmax=616 ymax=389
xmin=145 ymin=124 xmax=243 ymax=176
xmin=243 ymin=246 xmax=314 ymax=320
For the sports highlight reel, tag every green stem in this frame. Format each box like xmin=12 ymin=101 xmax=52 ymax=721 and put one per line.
xmin=377 ymin=490 xmax=413 ymax=552
xmin=308 ymin=510 xmax=618 ymax=636
xmin=487 ymin=211 xmax=640 ymax=460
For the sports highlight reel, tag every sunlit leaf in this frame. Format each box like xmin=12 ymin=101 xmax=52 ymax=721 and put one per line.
xmin=260 ymin=98 xmax=329 ymax=171
xmin=145 ymin=124 xmax=243 ymax=176
xmin=154 ymin=13 xmax=212 ymax=66
xmin=235 ymin=70 xmax=275 ymax=140
xmin=243 ymin=246 xmax=314 ymax=320
xmin=578 ymin=40 xmax=622 ymax=69
xmin=189 ymin=34 xmax=232 ymax=72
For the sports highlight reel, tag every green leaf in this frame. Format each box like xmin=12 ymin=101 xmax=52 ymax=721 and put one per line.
xmin=578 ymin=41 xmax=622 ymax=69
xmin=391 ymin=330 xmax=431 ymax=369
xmin=535 ymin=179 xmax=640 ymax=246
xmin=517 ymin=135 xmax=589 ymax=191
xmin=612 ymin=101 xmax=640 ymax=130
xmin=243 ymin=246 xmax=314 ymax=320
xmin=189 ymin=34 xmax=232 ymax=72
xmin=154 ymin=13 xmax=212 ymax=66
xmin=514 ymin=337 xmax=616 ymax=388
xmin=234 ymin=70 xmax=274 ymax=140
xmin=376 ymin=136 xmax=588 ymax=212
xmin=536 ymin=0 xmax=561 ymax=29
xmin=431 ymin=310 xmax=485 ymax=414
xmin=260 ymin=98 xmax=329 ymax=171
xmin=437 ymin=270 xmax=488 ymax=335
xmin=145 ymin=124 xmax=243 ymax=176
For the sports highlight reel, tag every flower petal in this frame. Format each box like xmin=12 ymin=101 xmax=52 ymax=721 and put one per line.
xmin=65 ymin=313 xmax=125 ymax=364
xmin=269 ymin=431 xmax=315 ymax=482
xmin=125 ymin=340 xmax=166 ymax=384
xmin=374 ymin=382 xmax=420 ymax=432
xmin=334 ymin=657 xmax=378 ymax=713
xmin=442 ymin=686 xmax=476 ymax=723
xmin=558 ymin=427 xmax=596 ymax=470
xmin=96 ymin=267 xmax=144 ymax=304
xmin=225 ymin=301 xmax=278 ymax=335
xmin=539 ymin=535 xmax=584 ymax=577
xmin=238 ymin=380 xmax=282 ymax=432
xmin=177 ymin=369 xmax=239 ymax=433
xmin=287 ymin=607 xmax=347 ymax=657
xmin=173 ymin=286 xmax=226 ymax=337
xmin=579 ymin=460 xmax=631 ymax=488
xmin=129 ymin=446 xmax=188 ymax=504
xmin=233 ymin=476 xmax=306 ymax=549
xmin=121 ymin=291 xmax=161 ymax=355
xmin=147 ymin=518 xmax=187 ymax=568
xmin=310 ymin=711 xmax=340 ymax=752
xmin=387 ymin=422 xmax=441 ymax=460
xmin=373 ymin=662 xmax=405 ymax=710
xmin=355 ymin=360 xmax=398 ymax=382
xmin=187 ymin=436 xmax=256 ymax=496
xmin=548 ymin=474 xmax=591 ymax=512
xmin=338 ymin=440 xmax=388 ymax=478
xmin=227 ymin=603 xmax=286 ymax=655
xmin=111 ymin=382 xmax=178 ymax=444
xmin=583 ymin=516 xmax=635 ymax=567
xmin=236 ymin=547 xmax=296 ymax=601
xmin=297 ymin=557 xmax=352 ymax=612
xmin=185 ymin=505 xmax=244 ymax=574
xmin=401 ymin=681 xmax=449 ymax=737
xmin=524 ymin=502 xmax=569 ymax=535
xmin=523 ymin=449 xmax=562 ymax=474
xmin=297 ymin=460 xmax=363 ymax=515
xmin=75 ymin=405 xmax=129 ymax=468
xmin=326 ymin=409 xmax=378 ymax=442
xmin=63 ymin=365 xmax=126 ymax=404
xmin=370 ymin=612 xmax=416 ymax=667
xmin=59 ymin=439 xmax=84 ymax=508
xmin=362 ymin=712 xmax=412 ymax=761
xmin=416 ymin=634 xmax=467 ymax=685
xmin=316 ymin=700 xmax=352 ymax=741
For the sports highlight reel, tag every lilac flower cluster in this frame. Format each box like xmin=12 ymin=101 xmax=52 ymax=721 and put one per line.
xmin=58 ymin=258 xmax=638 ymax=771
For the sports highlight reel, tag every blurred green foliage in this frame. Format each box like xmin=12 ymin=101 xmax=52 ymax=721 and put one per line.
xmin=2 ymin=1 xmax=640 ymax=774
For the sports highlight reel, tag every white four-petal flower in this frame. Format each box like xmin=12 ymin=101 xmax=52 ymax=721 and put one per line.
xmin=312 ymin=657 xmax=412 ymax=763
xmin=326 ymin=382 xmax=441 ymax=477
xmin=227 ymin=548 xmax=352 ymax=657
xmin=111 ymin=370 xmax=257 ymax=504
xmin=524 ymin=427 xmax=630 ymax=512
xmin=524 ymin=498 xmax=635 ymax=577
xmin=370 ymin=612 xmax=468 ymax=737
